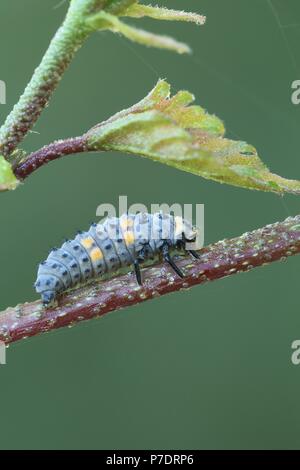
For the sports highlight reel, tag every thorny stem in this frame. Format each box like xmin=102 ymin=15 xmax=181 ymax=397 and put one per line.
xmin=0 ymin=0 xmax=105 ymax=159
xmin=0 ymin=214 xmax=299 ymax=345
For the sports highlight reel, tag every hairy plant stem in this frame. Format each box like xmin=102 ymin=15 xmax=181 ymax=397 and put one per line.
xmin=0 ymin=0 xmax=105 ymax=159
xmin=1 ymin=214 xmax=299 ymax=344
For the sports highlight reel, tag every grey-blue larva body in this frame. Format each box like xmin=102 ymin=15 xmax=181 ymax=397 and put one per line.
xmin=35 ymin=212 xmax=199 ymax=306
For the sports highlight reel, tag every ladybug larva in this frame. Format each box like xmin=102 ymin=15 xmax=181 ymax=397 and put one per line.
xmin=35 ymin=212 xmax=199 ymax=306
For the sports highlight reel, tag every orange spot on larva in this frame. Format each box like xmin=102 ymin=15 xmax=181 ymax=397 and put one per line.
xmin=81 ymin=238 xmax=94 ymax=250
xmin=90 ymin=247 xmax=103 ymax=262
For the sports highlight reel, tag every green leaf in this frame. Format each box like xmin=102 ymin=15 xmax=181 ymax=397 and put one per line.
xmin=85 ymin=1 xmax=205 ymax=54
xmin=0 ymin=155 xmax=19 ymax=191
xmin=86 ymin=80 xmax=300 ymax=195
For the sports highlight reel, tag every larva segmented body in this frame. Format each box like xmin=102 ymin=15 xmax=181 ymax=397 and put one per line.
xmin=35 ymin=212 xmax=199 ymax=306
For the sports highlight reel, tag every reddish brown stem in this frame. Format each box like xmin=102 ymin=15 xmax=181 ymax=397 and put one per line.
xmin=13 ymin=136 xmax=88 ymax=180
xmin=0 ymin=215 xmax=300 ymax=345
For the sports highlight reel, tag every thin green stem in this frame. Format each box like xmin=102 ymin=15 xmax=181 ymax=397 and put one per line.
xmin=0 ymin=0 xmax=105 ymax=159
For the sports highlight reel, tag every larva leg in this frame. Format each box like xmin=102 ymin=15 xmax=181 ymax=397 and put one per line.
xmin=133 ymin=259 xmax=142 ymax=286
xmin=161 ymin=243 xmax=184 ymax=279
xmin=188 ymin=250 xmax=200 ymax=259
xmin=176 ymin=239 xmax=200 ymax=260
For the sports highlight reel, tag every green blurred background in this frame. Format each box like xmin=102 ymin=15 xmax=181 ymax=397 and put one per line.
xmin=0 ymin=0 xmax=300 ymax=450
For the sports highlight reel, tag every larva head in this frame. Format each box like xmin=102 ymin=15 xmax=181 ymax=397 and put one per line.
xmin=35 ymin=274 xmax=59 ymax=307
xmin=174 ymin=216 xmax=198 ymax=245
xmin=40 ymin=290 xmax=56 ymax=307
